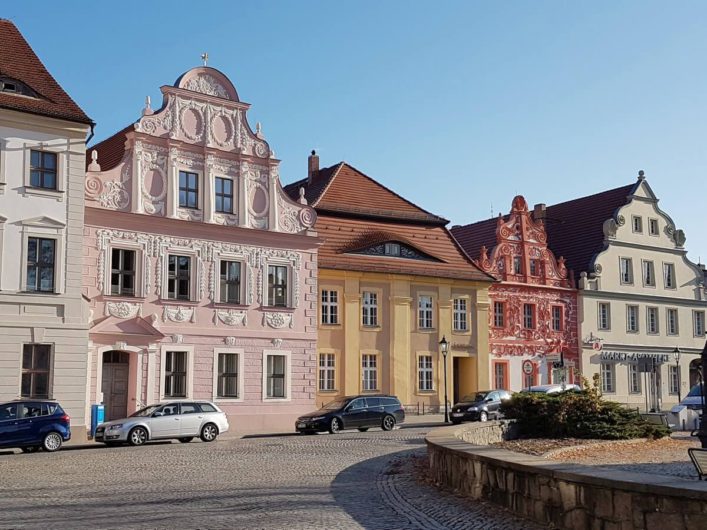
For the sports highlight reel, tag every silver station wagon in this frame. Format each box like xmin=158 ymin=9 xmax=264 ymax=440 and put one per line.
xmin=95 ymin=401 xmax=229 ymax=446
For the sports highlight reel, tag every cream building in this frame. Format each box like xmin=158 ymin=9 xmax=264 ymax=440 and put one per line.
xmin=540 ymin=172 xmax=706 ymax=410
xmin=0 ymin=20 xmax=94 ymax=431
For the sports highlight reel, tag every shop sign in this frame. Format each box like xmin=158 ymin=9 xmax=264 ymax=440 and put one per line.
xmin=599 ymin=351 xmax=669 ymax=363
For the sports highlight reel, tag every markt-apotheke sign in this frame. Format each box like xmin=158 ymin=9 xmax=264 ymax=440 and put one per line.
xmin=599 ymin=351 xmax=670 ymax=363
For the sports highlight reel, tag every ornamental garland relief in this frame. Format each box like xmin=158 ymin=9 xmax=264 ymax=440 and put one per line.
xmin=214 ymin=309 xmax=247 ymax=326
xmin=263 ymin=312 xmax=293 ymax=329
xmin=163 ymin=305 xmax=196 ymax=323
xmin=106 ymin=302 xmax=141 ymax=319
xmin=184 ymin=74 xmax=231 ymax=100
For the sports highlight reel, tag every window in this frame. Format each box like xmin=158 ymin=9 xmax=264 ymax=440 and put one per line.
xmin=649 ymin=218 xmax=659 ymax=236
xmin=21 ymin=344 xmax=51 ymax=398
xmin=219 ymin=261 xmax=241 ymax=304
xmin=598 ymin=302 xmax=611 ymax=330
xmin=600 ymin=363 xmax=615 ymax=393
xmin=642 ymin=260 xmax=655 ymax=287
xmin=321 ymin=290 xmax=339 ymax=325
xmin=319 ymin=353 xmax=336 ymax=391
xmin=667 ymin=308 xmax=679 ymax=335
xmin=418 ymin=295 xmax=433 ymax=329
xmin=668 ymin=365 xmax=679 ymax=395
xmin=164 ymin=351 xmax=187 ymax=398
xmin=180 ymin=403 xmax=200 ymax=414
xmin=453 ymin=298 xmax=468 ymax=332
xmin=362 ymin=354 xmax=378 ymax=391
xmin=362 ymin=291 xmax=378 ymax=327
xmin=551 ymin=306 xmax=562 ymax=332
xmin=29 ymin=150 xmax=57 ymax=190
xmin=266 ymin=354 xmax=287 ymax=398
xmin=523 ymin=304 xmax=535 ymax=329
xmin=167 ymin=255 xmax=191 ymax=300
xmin=663 ymin=263 xmax=676 ymax=289
xmin=493 ymin=301 xmax=505 ymax=327
xmin=267 ymin=265 xmax=288 ymax=307
xmin=513 ymin=256 xmax=522 ymax=274
xmin=628 ymin=364 xmax=642 ymax=394
xmin=216 ymin=353 xmax=239 ymax=398
xmin=626 ymin=305 xmax=639 ymax=333
xmin=694 ymin=311 xmax=705 ymax=337
xmin=529 ymin=259 xmax=538 ymax=276
xmin=178 ymin=170 xmax=199 ymax=209
xmin=418 ymin=355 xmax=434 ymax=391
xmin=619 ymin=257 xmax=633 ymax=285
xmin=214 ymin=177 xmax=233 ymax=214
xmin=111 ymin=248 xmax=136 ymax=296
xmin=647 ymin=307 xmax=659 ymax=334
xmin=632 ymin=215 xmax=643 ymax=233
xmin=493 ymin=361 xmax=508 ymax=390
xmin=26 ymin=237 xmax=55 ymax=292
xmin=384 ymin=243 xmax=401 ymax=256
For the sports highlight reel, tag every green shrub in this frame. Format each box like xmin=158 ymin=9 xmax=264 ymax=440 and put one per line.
xmin=500 ymin=379 xmax=671 ymax=440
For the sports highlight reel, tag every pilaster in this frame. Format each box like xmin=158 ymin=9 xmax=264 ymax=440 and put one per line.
xmin=343 ymin=277 xmax=361 ymax=395
xmin=390 ymin=279 xmax=412 ymax=403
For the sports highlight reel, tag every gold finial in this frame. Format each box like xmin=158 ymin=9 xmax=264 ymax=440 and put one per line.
xmin=201 ymin=52 xmax=209 ymax=66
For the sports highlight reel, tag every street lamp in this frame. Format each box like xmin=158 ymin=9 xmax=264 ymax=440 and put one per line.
xmin=697 ymin=340 xmax=707 ymax=449
xmin=673 ymin=347 xmax=681 ymax=403
xmin=439 ymin=335 xmax=449 ymax=424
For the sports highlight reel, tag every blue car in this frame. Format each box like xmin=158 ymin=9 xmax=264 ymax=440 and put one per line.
xmin=0 ymin=400 xmax=71 ymax=453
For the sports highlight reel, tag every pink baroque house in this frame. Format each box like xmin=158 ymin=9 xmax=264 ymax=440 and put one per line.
xmin=83 ymin=66 xmax=319 ymax=434
xmin=452 ymin=196 xmax=580 ymax=391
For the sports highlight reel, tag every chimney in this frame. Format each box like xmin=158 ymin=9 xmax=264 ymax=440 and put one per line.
xmin=307 ymin=150 xmax=319 ymax=184
xmin=533 ymin=203 xmax=547 ymax=220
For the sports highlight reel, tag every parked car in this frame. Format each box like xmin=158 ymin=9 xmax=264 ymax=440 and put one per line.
xmin=679 ymin=384 xmax=705 ymax=412
xmin=0 ymin=400 xmax=71 ymax=453
xmin=523 ymin=384 xmax=581 ymax=394
xmin=450 ymin=390 xmax=512 ymax=423
xmin=95 ymin=401 xmax=229 ymax=446
xmin=295 ymin=395 xmax=405 ymax=434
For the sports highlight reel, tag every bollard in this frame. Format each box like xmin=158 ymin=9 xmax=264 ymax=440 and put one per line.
xmin=683 ymin=419 xmax=686 ymax=431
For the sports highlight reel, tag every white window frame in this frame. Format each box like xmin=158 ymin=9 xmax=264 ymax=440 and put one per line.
xmin=177 ymin=169 xmax=202 ymax=211
xmin=159 ymin=345 xmax=194 ymax=400
xmin=598 ymin=302 xmax=611 ymax=331
xmin=321 ymin=289 xmax=340 ymax=326
xmin=453 ymin=297 xmax=469 ymax=332
xmin=361 ymin=353 xmax=379 ymax=392
xmin=523 ymin=303 xmax=535 ymax=329
xmin=361 ymin=290 xmax=379 ymax=327
xmin=262 ymin=350 xmax=291 ymax=401
xmin=20 ymin=217 xmax=66 ymax=295
xmin=318 ymin=351 xmax=337 ymax=392
xmin=668 ymin=365 xmax=679 ymax=395
xmin=212 ymin=348 xmax=245 ymax=402
xmin=264 ymin=259 xmax=292 ymax=308
xmin=663 ymin=262 xmax=676 ymax=290
xmin=493 ymin=301 xmax=505 ymax=328
xmin=214 ymin=252 xmax=247 ymax=305
xmin=418 ymin=294 xmax=434 ymax=330
xmin=417 ymin=354 xmax=434 ymax=392
xmin=626 ymin=305 xmax=639 ymax=333
xmin=646 ymin=306 xmax=659 ymax=335
xmin=666 ymin=308 xmax=679 ymax=336
xmin=619 ymin=257 xmax=633 ymax=285
xmin=632 ymin=215 xmax=643 ymax=233
xmin=107 ymin=244 xmax=146 ymax=298
xmin=22 ymin=143 xmax=67 ymax=200
xmin=551 ymin=305 xmax=563 ymax=332
xmin=600 ymin=363 xmax=615 ymax=393
xmin=628 ymin=364 xmax=642 ymax=394
xmin=648 ymin=218 xmax=659 ymax=236
xmin=694 ymin=310 xmax=706 ymax=338
xmin=164 ymin=252 xmax=198 ymax=301
xmin=642 ymin=260 xmax=656 ymax=288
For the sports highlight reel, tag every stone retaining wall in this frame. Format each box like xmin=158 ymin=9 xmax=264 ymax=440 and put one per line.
xmin=426 ymin=423 xmax=707 ymax=530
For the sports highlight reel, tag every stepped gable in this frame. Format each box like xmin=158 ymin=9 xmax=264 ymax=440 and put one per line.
xmin=0 ymin=19 xmax=92 ymax=124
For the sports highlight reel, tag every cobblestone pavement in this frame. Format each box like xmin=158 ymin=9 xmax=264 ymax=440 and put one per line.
xmin=0 ymin=427 xmax=540 ymax=529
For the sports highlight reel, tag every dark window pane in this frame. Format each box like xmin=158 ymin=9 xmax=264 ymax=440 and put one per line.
xmin=223 ymin=198 xmax=232 ymax=213
xmin=223 ymin=179 xmax=232 ymax=194
xmin=21 ymin=374 xmax=31 ymax=397
xmin=30 ymin=170 xmax=41 ymax=187
xmin=27 ymin=238 xmax=37 ymax=262
xmin=215 ymin=196 xmax=223 ymax=212
xmin=40 ymin=239 xmax=54 ymax=263
xmin=31 ymin=150 xmax=41 ymax=167
xmin=35 ymin=345 xmax=50 ymax=369
xmin=179 ymin=190 xmax=187 ymax=206
xmin=22 ymin=345 xmax=32 ymax=369
xmin=44 ymin=152 xmax=56 ymax=169
xmin=27 ymin=268 xmax=37 ymax=291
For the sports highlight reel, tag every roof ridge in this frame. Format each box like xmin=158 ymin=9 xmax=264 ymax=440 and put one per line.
xmin=545 ymin=182 xmax=635 ymax=210
xmin=311 ymin=162 xmax=345 ymax=207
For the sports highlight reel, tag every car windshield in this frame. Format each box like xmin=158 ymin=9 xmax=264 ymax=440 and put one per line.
xmin=322 ymin=400 xmax=347 ymax=410
xmin=130 ymin=405 xmax=160 ymax=417
xmin=462 ymin=393 xmax=488 ymax=402
xmin=687 ymin=384 xmax=704 ymax=398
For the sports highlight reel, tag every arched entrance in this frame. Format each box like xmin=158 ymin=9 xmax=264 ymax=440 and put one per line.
xmin=689 ymin=359 xmax=702 ymax=389
xmin=102 ymin=350 xmax=130 ymax=420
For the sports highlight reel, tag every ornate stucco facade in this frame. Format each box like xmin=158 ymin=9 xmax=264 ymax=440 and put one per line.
xmin=83 ymin=67 xmax=320 ymax=433
xmin=453 ymin=196 xmax=579 ymax=391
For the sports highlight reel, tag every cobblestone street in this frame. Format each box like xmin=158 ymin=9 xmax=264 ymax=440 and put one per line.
xmin=0 ymin=426 xmax=539 ymax=529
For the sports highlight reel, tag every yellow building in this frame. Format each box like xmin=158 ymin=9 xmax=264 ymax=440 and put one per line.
xmin=285 ymin=155 xmax=495 ymax=409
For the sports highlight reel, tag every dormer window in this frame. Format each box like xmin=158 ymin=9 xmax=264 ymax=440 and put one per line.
xmin=351 ymin=240 xmax=439 ymax=262
xmin=384 ymin=243 xmax=401 ymax=256
xmin=0 ymin=77 xmax=38 ymax=98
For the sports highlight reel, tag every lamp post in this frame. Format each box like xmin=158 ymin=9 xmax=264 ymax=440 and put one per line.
xmin=439 ymin=335 xmax=449 ymax=424
xmin=697 ymin=340 xmax=707 ymax=449
xmin=673 ymin=347 xmax=681 ymax=403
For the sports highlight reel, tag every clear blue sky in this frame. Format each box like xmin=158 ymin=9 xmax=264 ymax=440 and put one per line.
xmin=5 ymin=1 xmax=707 ymax=262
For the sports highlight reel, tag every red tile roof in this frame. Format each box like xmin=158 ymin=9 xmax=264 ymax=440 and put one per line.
xmin=0 ymin=19 xmax=92 ymax=125
xmin=86 ymin=124 xmax=133 ymax=170
xmin=451 ymin=215 xmax=508 ymax=260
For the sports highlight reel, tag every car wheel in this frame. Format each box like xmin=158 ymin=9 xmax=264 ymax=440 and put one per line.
xmin=479 ymin=411 xmax=488 ymax=422
xmin=381 ymin=414 xmax=396 ymax=431
xmin=178 ymin=437 xmax=194 ymax=443
xmin=128 ymin=426 xmax=148 ymax=446
xmin=328 ymin=417 xmax=341 ymax=434
xmin=200 ymin=423 xmax=219 ymax=442
xmin=42 ymin=432 xmax=63 ymax=452
xmin=357 ymin=427 xmax=369 ymax=432
xmin=21 ymin=446 xmax=39 ymax=453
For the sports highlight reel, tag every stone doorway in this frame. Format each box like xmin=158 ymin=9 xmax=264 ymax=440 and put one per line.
xmin=102 ymin=350 xmax=130 ymax=421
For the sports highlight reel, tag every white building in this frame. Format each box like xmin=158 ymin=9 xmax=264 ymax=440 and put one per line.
xmin=540 ymin=172 xmax=707 ymax=411
xmin=0 ymin=20 xmax=94 ymax=432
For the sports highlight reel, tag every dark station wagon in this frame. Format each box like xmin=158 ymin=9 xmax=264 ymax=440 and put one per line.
xmin=296 ymin=395 xmax=405 ymax=434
